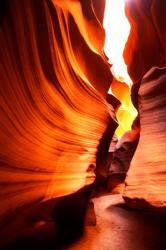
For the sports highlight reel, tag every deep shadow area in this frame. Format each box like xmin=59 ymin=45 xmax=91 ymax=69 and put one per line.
xmin=51 ymin=184 xmax=94 ymax=248
xmin=4 ymin=184 xmax=96 ymax=250
xmin=0 ymin=0 xmax=9 ymax=24
xmin=3 ymin=186 xmax=166 ymax=250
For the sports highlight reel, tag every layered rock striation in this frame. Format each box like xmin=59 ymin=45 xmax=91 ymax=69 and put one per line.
xmin=0 ymin=0 xmax=115 ymax=232
xmin=123 ymin=67 xmax=166 ymax=209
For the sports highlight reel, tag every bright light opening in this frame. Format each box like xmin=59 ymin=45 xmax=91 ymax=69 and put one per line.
xmin=103 ymin=0 xmax=132 ymax=86
xmin=103 ymin=0 xmax=138 ymax=138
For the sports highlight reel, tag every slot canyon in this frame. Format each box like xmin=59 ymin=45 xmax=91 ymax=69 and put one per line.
xmin=0 ymin=0 xmax=166 ymax=249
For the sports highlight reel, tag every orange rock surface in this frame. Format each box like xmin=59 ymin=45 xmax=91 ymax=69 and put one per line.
xmin=0 ymin=0 xmax=114 ymax=226
xmin=123 ymin=67 xmax=166 ymax=209
xmin=0 ymin=1 xmax=166 ymax=245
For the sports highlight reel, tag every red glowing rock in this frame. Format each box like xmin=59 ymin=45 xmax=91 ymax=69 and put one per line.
xmin=123 ymin=67 xmax=166 ymax=209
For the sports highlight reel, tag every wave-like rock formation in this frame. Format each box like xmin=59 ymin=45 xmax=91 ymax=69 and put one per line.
xmin=124 ymin=0 xmax=166 ymax=83
xmin=123 ymin=67 xmax=166 ymax=209
xmin=0 ymin=0 xmax=115 ymax=229
xmin=122 ymin=0 xmax=166 ymax=210
xmin=1 ymin=0 xmax=166 ymax=244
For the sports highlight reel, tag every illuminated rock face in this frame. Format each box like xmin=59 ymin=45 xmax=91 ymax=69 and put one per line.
xmin=0 ymin=1 xmax=166 ymax=240
xmin=123 ymin=67 xmax=166 ymax=209
xmin=0 ymin=0 xmax=114 ymax=226
xmin=124 ymin=0 xmax=166 ymax=83
xmin=122 ymin=0 xmax=166 ymax=210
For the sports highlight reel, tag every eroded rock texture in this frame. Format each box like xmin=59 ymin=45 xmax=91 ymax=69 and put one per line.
xmin=1 ymin=0 xmax=166 ymax=244
xmin=124 ymin=0 xmax=166 ymax=83
xmin=122 ymin=0 xmax=166 ymax=210
xmin=0 ymin=0 xmax=115 ymax=231
xmin=123 ymin=67 xmax=166 ymax=209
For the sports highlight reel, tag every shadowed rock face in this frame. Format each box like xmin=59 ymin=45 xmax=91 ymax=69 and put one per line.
xmin=124 ymin=0 xmax=166 ymax=83
xmin=121 ymin=0 xmax=166 ymax=210
xmin=123 ymin=67 xmax=166 ymax=209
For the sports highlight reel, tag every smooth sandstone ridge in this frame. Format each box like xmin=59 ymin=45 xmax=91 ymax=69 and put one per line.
xmin=124 ymin=67 xmax=166 ymax=209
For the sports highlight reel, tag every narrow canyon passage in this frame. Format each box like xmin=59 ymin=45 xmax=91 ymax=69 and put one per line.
xmin=0 ymin=0 xmax=166 ymax=249
xmin=69 ymin=194 xmax=166 ymax=250
xmin=3 ymin=188 xmax=166 ymax=250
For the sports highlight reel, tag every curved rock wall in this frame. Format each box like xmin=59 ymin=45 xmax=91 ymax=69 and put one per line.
xmin=0 ymin=0 xmax=114 ymax=225
xmin=122 ymin=0 xmax=166 ymax=210
xmin=124 ymin=0 xmax=166 ymax=83
xmin=123 ymin=67 xmax=166 ymax=209
xmin=0 ymin=0 xmax=166 ymax=235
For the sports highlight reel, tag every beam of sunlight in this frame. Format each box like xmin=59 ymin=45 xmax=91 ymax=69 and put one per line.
xmin=103 ymin=0 xmax=138 ymax=138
